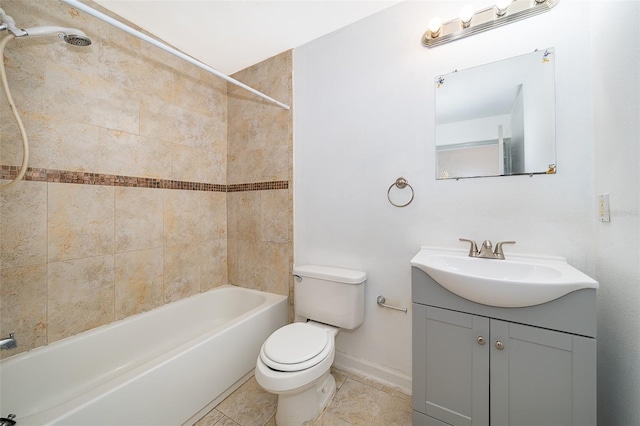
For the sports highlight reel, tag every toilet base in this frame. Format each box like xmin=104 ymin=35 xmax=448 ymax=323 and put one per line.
xmin=275 ymin=370 xmax=336 ymax=426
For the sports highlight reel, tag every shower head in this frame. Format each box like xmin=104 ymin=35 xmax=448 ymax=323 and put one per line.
xmin=22 ymin=26 xmax=92 ymax=46
xmin=61 ymin=33 xmax=92 ymax=47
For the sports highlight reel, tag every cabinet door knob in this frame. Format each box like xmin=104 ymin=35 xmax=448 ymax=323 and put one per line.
xmin=495 ymin=341 xmax=505 ymax=350
xmin=476 ymin=336 xmax=485 ymax=345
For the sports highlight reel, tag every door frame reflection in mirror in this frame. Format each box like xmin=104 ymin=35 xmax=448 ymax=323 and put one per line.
xmin=435 ymin=48 xmax=556 ymax=180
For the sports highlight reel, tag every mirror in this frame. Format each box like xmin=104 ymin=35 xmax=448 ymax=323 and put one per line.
xmin=435 ymin=48 xmax=556 ymax=179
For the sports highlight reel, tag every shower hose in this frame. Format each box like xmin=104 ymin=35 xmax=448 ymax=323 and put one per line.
xmin=0 ymin=33 xmax=29 ymax=191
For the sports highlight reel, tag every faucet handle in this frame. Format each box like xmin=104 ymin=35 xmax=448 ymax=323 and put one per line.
xmin=459 ymin=238 xmax=479 ymax=257
xmin=494 ymin=241 xmax=516 ymax=259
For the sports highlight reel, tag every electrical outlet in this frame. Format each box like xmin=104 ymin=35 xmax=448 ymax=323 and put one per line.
xmin=599 ymin=194 xmax=610 ymax=222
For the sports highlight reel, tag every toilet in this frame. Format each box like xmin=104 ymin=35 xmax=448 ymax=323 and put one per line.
xmin=255 ymin=265 xmax=366 ymax=426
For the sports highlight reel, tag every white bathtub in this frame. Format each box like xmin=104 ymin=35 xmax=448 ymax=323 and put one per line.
xmin=0 ymin=285 xmax=288 ymax=426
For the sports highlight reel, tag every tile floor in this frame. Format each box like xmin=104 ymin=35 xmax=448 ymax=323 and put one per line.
xmin=194 ymin=368 xmax=412 ymax=426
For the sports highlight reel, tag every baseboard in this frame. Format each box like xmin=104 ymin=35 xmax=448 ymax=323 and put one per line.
xmin=333 ymin=350 xmax=412 ymax=395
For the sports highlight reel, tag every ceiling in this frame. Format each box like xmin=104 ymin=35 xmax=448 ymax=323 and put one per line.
xmin=94 ymin=0 xmax=401 ymax=75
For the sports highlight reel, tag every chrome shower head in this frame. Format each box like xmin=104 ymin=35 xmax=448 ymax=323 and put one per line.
xmin=23 ymin=26 xmax=91 ymax=46
xmin=61 ymin=33 xmax=91 ymax=46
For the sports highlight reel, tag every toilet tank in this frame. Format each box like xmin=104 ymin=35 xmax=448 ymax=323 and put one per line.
xmin=293 ymin=265 xmax=366 ymax=330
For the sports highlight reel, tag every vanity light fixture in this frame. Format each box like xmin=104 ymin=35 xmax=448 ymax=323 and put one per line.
xmin=423 ymin=0 xmax=559 ymax=48
xmin=460 ymin=6 xmax=474 ymax=28
xmin=495 ymin=0 xmax=512 ymax=16
xmin=428 ymin=17 xmax=442 ymax=38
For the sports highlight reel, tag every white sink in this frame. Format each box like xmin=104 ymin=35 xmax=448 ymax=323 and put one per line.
xmin=411 ymin=247 xmax=598 ymax=308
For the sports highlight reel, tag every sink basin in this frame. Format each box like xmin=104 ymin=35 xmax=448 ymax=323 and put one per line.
xmin=411 ymin=247 xmax=598 ymax=307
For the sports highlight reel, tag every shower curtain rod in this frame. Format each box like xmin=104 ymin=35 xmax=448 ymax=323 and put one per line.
xmin=61 ymin=0 xmax=291 ymax=111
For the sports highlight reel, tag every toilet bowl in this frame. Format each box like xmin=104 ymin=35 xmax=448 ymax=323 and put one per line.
xmin=254 ymin=265 xmax=366 ymax=426
xmin=255 ymin=322 xmax=338 ymax=425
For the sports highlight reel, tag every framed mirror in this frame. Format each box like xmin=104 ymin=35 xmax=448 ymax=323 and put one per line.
xmin=435 ymin=48 xmax=556 ymax=180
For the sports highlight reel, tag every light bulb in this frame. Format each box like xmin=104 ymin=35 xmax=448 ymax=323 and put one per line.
xmin=428 ymin=17 xmax=442 ymax=38
xmin=460 ymin=5 xmax=474 ymax=27
xmin=496 ymin=0 xmax=511 ymax=16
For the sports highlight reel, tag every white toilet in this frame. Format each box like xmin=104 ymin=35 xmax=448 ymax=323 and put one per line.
xmin=255 ymin=265 xmax=366 ymax=426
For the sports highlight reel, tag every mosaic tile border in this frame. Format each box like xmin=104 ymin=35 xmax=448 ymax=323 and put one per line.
xmin=0 ymin=165 xmax=288 ymax=192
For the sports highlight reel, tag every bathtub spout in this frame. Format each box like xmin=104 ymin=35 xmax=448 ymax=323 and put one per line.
xmin=0 ymin=333 xmax=17 ymax=350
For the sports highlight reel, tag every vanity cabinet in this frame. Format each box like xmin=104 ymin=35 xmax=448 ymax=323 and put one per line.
xmin=412 ymin=268 xmax=597 ymax=426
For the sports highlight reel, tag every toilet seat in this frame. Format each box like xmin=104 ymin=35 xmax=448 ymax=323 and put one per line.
xmin=260 ymin=323 xmax=333 ymax=372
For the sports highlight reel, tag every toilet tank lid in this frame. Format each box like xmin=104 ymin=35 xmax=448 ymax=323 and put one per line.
xmin=293 ymin=265 xmax=367 ymax=284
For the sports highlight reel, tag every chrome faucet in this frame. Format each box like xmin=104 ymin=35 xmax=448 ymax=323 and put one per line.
xmin=459 ymin=238 xmax=515 ymax=260
xmin=0 ymin=414 xmax=16 ymax=426
xmin=0 ymin=333 xmax=17 ymax=350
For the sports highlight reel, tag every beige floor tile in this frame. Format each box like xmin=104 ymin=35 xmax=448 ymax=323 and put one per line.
xmin=194 ymin=409 xmax=224 ymax=426
xmin=216 ymin=416 xmax=242 ymax=426
xmin=215 ymin=377 xmax=277 ymax=426
xmin=330 ymin=367 xmax=348 ymax=390
xmin=324 ymin=378 xmax=412 ymax=426
xmin=313 ymin=410 xmax=352 ymax=426
xmin=206 ymin=370 xmax=411 ymax=426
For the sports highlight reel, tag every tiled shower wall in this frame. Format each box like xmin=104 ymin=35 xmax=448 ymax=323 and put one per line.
xmin=0 ymin=0 xmax=293 ymax=358
xmin=227 ymin=51 xmax=294 ymax=317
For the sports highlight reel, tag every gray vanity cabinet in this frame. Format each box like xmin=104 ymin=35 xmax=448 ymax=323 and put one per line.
xmin=412 ymin=268 xmax=597 ymax=426
xmin=489 ymin=319 xmax=596 ymax=426
xmin=414 ymin=305 xmax=489 ymax=425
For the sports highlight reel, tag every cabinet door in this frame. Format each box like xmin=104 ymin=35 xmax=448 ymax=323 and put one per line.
xmin=414 ymin=305 xmax=490 ymax=426
xmin=490 ymin=320 xmax=596 ymax=426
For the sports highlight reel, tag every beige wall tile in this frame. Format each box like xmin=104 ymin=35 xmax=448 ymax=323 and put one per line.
xmin=46 ymin=37 xmax=99 ymax=77
xmin=48 ymin=183 xmax=115 ymax=262
xmin=227 ymin=51 xmax=293 ymax=297
xmin=0 ymin=180 xmax=47 ymax=269
xmin=200 ymin=191 xmax=227 ymax=241
xmin=43 ymin=72 xmax=140 ymax=135
xmin=0 ymin=43 xmax=46 ymax=114
xmin=98 ymin=41 xmax=143 ymax=92
xmin=163 ymin=243 xmax=200 ymax=303
xmin=163 ymin=189 xmax=200 ymax=246
xmin=200 ymin=239 xmax=227 ymax=292
xmin=226 ymin=193 xmax=239 ymax=241
xmin=139 ymin=96 xmax=186 ymax=145
xmin=236 ymin=192 xmax=261 ymax=241
xmin=0 ymin=111 xmax=102 ymax=172
xmin=173 ymin=70 xmax=227 ymax=118
xmin=262 ymin=144 xmax=291 ymax=181
xmin=227 ymin=237 xmax=238 ymax=286
xmin=0 ymin=1 xmax=292 ymax=357
xmin=98 ymin=128 xmax=171 ymax=178
xmin=47 ymin=255 xmax=115 ymax=342
xmin=115 ymin=187 xmax=163 ymax=253
xmin=261 ymin=242 xmax=291 ymax=296
xmin=0 ymin=264 xmax=47 ymax=358
xmin=261 ymin=190 xmax=290 ymax=244
xmin=235 ymin=240 xmax=263 ymax=291
xmin=115 ymin=248 xmax=163 ymax=320
xmin=169 ymin=144 xmax=225 ymax=183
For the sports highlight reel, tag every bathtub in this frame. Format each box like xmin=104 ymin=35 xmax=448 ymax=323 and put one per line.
xmin=0 ymin=285 xmax=288 ymax=426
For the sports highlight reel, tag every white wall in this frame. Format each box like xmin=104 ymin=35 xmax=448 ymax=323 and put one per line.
xmin=591 ymin=2 xmax=640 ymax=425
xmin=294 ymin=2 xmax=637 ymax=415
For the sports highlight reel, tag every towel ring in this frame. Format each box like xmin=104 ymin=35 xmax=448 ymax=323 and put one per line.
xmin=387 ymin=177 xmax=414 ymax=207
